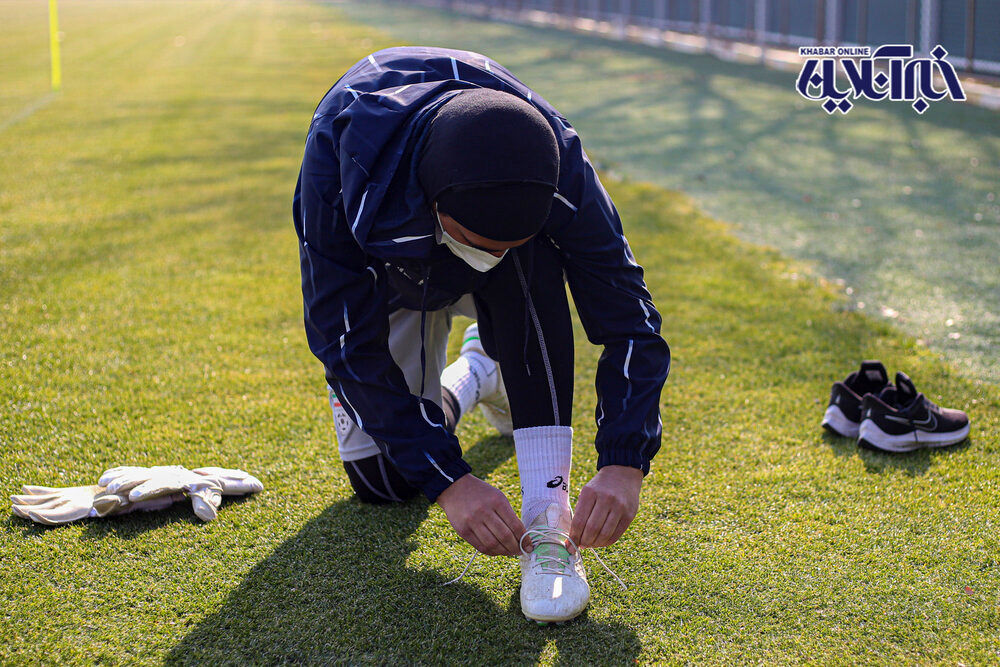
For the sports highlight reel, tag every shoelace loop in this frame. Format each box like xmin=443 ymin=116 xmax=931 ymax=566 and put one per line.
xmin=442 ymin=526 xmax=628 ymax=590
xmin=520 ymin=527 xmax=573 ymax=575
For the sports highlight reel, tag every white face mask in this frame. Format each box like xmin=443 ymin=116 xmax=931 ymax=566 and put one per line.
xmin=435 ymin=209 xmax=507 ymax=272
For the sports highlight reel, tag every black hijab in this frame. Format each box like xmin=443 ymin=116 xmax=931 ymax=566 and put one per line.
xmin=417 ymin=88 xmax=560 ymax=242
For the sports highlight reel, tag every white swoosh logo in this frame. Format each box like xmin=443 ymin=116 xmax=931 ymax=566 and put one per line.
xmin=884 ymin=412 xmax=937 ymax=431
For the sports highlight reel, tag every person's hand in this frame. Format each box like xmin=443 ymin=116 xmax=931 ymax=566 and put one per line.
xmin=436 ymin=474 xmax=525 ymax=556
xmin=569 ymin=465 xmax=643 ymax=550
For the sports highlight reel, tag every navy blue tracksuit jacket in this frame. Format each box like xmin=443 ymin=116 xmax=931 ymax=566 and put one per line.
xmin=293 ymin=46 xmax=671 ymax=501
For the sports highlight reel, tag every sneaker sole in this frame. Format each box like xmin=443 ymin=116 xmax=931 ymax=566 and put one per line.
xmin=526 ymin=617 xmax=571 ymax=626
xmin=520 ymin=598 xmax=588 ymax=625
xmin=858 ymin=420 xmax=970 ymax=453
xmin=821 ymin=405 xmax=860 ymax=439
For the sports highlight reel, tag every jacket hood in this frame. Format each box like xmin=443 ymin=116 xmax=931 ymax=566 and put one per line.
xmin=308 ymin=47 xmax=569 ymax=261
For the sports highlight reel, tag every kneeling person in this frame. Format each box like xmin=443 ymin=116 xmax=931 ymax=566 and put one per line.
xmin=293 ymin=46 xmax=671 ymax=623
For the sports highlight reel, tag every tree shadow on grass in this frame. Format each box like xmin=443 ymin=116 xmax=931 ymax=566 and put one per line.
xmin=821 ymin=430 xmax=973 ymax=477
xmin=165 ymin=436 xmax=641 ymax=664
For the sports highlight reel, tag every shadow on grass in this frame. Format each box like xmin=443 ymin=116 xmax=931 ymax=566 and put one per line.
xmin=821 ymin=430 xmax=973 ymax=476
xmin=5 ymin=494 xmax=258 ymax=539
xmin=164 ymin=436 xmax=641 ymax=664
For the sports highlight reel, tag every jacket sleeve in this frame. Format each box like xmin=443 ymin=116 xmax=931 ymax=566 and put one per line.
xmin=548 ymin=123 xmax=671 ymax=474
xmin=292 ymin=123 xmax=471 ymax=500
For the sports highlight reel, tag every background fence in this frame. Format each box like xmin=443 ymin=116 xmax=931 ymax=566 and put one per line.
xmin=402 ymin=0 xmax=1000 ymax=75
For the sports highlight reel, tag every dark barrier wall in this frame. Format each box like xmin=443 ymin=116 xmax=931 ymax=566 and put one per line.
xmin=432 ymin=0 xmax=999 ymax=74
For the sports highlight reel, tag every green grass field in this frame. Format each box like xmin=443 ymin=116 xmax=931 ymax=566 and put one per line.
xmin=338 ymin=1 xmax=1000 ymax=384
xmin=1 ymin=0 xmax=999 ymax=664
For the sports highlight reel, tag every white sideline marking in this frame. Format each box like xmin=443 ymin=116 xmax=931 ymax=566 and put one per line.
xmin=0 ymin=92 xmax=58 ymax=134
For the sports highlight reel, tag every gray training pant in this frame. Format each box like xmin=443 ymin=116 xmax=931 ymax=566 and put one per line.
xmin=328 ymin=294 xmax=478 ymax=462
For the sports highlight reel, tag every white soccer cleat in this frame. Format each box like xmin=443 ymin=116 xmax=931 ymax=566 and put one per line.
xmin=461 ymin=323 xmax=513 ymax=436
xmin=519 ymin=502 xmax=590 ymax=625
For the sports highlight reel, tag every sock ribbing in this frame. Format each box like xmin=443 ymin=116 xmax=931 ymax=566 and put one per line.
xmin=440 ymin=351 xmax=499 ymax=417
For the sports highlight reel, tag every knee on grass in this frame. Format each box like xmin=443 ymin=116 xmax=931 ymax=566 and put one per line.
xmin=342 ymin=453 xmax=419 ymax=504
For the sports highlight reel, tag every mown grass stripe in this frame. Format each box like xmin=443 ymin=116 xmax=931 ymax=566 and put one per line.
xmin=1 ymin=1 xmax=997 ymax=664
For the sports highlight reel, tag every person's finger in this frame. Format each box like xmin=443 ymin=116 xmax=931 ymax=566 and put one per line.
xmin=454 ymin=525 xmax=477 ymax=552
xmin=607 ymin=513 xmax=632 ymax=546
xmin=602 ymin=502 xmax=635 ymax=547
xmin=470 ymin=523 xmax=503 ymax=556
xmin=579 ymin=502 xmax=611 ymax=549
xmin=593 ymin=507 xmax=622 ymax=547
xmin=569 ymin=489 xmax=597 ymax=544
xmin=485 ymin=511 xmax=520 ymax=556
xmin=495 ymin=498 xmax=525 ymax=536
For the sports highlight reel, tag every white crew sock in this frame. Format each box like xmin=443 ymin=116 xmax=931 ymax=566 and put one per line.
xmin=514 ymin=425 xmax=573 ymax=527
xmin=440 ymin=351 xmax=499 ymax=416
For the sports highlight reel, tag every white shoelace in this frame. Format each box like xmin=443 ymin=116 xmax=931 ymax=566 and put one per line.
xmin=442 ymin=526 xmax=628 ymax=589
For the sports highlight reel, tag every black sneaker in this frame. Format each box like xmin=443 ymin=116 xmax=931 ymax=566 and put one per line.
xmin=858 ymin=372 xmax=970 ymax=452
xmin=822 ymin=361 xmax=891 ymax=438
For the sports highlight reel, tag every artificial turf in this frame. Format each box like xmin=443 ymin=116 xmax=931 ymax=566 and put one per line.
xmin=1 ymin=0 xmax=998 ymax=664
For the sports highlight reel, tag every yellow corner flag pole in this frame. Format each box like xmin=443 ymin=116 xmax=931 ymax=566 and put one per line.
xmin=48 ymin=0 xmax=62 ymax=91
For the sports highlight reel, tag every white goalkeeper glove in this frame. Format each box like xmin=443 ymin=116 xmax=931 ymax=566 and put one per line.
xmin=98 ymin=465 xmax=263 ymax=521
xmin=10 ymin=484 xmax=182 ymax=525
xmin=11 ymin=466 xmax=263 ymax=525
